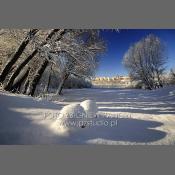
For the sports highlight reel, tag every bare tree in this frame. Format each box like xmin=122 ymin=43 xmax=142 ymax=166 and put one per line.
xmin=0 ymin=29 xmax=39 ymax=83
xmin=53 ymin=30 xmax=105 ymax=95
xmin=0 ymin=29 xmax=104 ymax=96
xmin=25 ymin=30 xmax=104 ymax=96
xmin=25 ymin=29 xmax=67 ymax=96
xmin=4 ymin=29 xmax=64 ymax=91
xmin=123 ymin=34 xmax=167 ymax=89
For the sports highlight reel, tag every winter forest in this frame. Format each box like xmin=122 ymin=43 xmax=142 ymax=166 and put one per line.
xmin=0 ymin=29 xmax=175 ymax=145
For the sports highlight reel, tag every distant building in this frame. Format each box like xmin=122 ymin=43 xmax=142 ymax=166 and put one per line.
xmin=92 ymin=75 xmax=132 ymax=88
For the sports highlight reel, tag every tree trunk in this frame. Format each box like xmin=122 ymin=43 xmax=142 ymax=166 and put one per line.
xmin=26 ymin=30 xmax=67 ymax=96
xmin=156 ymin=71 xmax=163 ymax=88
xmin=0 ymin=29 xmax=39 ymax=83
xmin=44 ymin=65 xmax=52 ymax=93
xmin=22 ymin=79 xmax=30 ymax=94
xmin=56 ymin=73 xmax=69 ymax=95
xmin=10 ymin=67 xmax=30 ymax=92
xmin=26 ymin=60 xmax=49 ymax=96
xmin=4 ymin=29 xmax=63 ymax=91
xmin=140 ymin=71 xmax=153 ymax=90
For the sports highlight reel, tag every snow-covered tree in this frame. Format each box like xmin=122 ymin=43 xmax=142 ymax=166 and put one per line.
xmin=0 ymin=29 xmax=105 ymax=96
xmin=0 ymin=29 xmax=39 ymax=83
xmin=123 ymin=34 xmax=167 ymax=89
xmin=26 ymin=29 xmax=105 ymax=96
xmin=53 ymin=30 xmax=105 ymax=95
xmin=4 ymin=29 xmax=65 ymax=91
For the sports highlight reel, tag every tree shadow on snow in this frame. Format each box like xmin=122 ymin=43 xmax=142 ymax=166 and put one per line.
xmin=0 ymin=92 xmax=169 ymax=145
xmin=0 ymin=93 xmax=65 ymax=110
xmin=61 ymin=88 xmax=175 ymax=116
xmin=0 ymin=93 xmax=65 ymax=144
xmin=98 ymin=101 xmax=175 ymax=115
xmin=59 ymin=116 xmax=167 ymax=144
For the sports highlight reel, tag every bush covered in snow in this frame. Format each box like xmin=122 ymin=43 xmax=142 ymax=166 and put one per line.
xmin=80 ymin=100 xmax=98 ymax=118
xmin=50 ymin=104 xmax=87 ymax=135
xmin=64 ymin=76 xmax=92 ymax=89
xmin=60 ymin=104 xmax=86 ymax=120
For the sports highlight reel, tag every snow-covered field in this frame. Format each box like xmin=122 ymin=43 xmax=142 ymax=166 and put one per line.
xmin=0 ymin=86 xmax=175 ymax=145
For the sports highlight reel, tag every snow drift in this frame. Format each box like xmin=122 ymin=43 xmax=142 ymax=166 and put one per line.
xmin=80 ymin=99 xmax=98 ymax=118
xmin=51 ymin=104 xmax=87 ymax=135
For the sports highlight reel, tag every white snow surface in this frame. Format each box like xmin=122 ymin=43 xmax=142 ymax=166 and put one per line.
xmin=0 ymin=86 xmax=175 ymax=145
xmin=80 ymin=100 xmax=98 ymax=118
xmin=50 ymin=104 xmax=87 ymax=136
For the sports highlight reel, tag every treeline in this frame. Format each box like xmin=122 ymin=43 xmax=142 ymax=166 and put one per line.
xmin=0 ymin=29 xmax=105 ymax=96
xmin=35 ymin=68 xmax=92 ymax=95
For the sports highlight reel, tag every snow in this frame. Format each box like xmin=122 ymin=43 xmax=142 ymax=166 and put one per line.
xmin=80 ymin=100 xmax=98 ymax=118
xmin=0 ymin=86 xmax=175 ymax=145
xmin=50 ymin=104 xmax=87 ymax=136
xmin=169 ymin=90 xmax=175 ymax=96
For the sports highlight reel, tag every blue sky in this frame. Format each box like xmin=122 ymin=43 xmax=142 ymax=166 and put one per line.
xmin=96 ymin=29 xmax=175 ymax=77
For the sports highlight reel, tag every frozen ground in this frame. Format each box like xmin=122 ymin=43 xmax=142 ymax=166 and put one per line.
xmin=0 ymin=86 xmax=175 ymax=145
